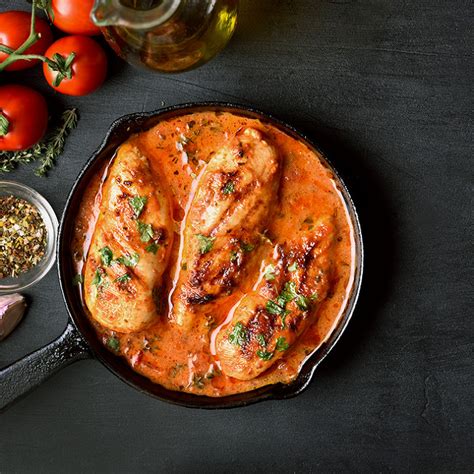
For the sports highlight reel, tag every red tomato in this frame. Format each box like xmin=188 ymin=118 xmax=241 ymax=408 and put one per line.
xmin=43 ymin=36 xmax=107 ymax=96
xmin=52 ymin=0 xmax=101 ymax=36
xmin=0 ymin=11 xmax=53 ymax=71
xmin=0 ymin=85 xmax=48 ymax=151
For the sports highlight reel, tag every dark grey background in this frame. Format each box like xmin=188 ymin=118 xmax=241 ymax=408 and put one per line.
xmin=1 ymin=0 xmax=472 ymax=472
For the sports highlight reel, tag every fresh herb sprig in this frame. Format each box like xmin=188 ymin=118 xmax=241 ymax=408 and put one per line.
xmin=0 ymin=108 xmax=79 ymax=176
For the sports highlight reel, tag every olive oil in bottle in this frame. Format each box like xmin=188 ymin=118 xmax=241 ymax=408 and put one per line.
xmin=92 ymin=0 xmax=239 ymax=73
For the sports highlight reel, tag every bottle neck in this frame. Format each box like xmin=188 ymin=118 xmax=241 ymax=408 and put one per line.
xmin=92 ymin=0 xmax=181 ymax=29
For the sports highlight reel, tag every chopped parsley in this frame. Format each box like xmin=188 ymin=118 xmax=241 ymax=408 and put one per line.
xmin=116 ymin=252 xmax=139 ymax=268
xmin=230 ymin=250 xmax=239 ymax=262
xmin=240 ymin=242 xmax=255 ymax=252
xmin=196 ymin=234 xmax=215 ymax=254
xmin=222 ymin=181 xmax=235 ymax=194
xmin=280 ymin=281 xmax=298 ymax=302
xmin=192 ymin=373 xmax=205 ymax=389
xmin=295 ymin=294 xmax=309 ymax=311
xmin=106 ymin=336 xmax=120 ymax=352
xmin=256 ymin=350 xmax=274 ymax=361
xmin=92 ymin=269 xmax=104 ymax=287
xmin=288 ymin=262 xmax=298 ymax=272
xmin=137 ymin=221 xmax=154 ymax=242
xmin=265 ymin=300 xmax=288 ymax=316
xmin=276 ymin=336 xmax=290 ymax=351
xmin=115 ymin=273 xmax=131 ymax=284
xmin=264 ymin=264 xmax=276 ymax=281
xmin=129 ymin=196 xmax=147 ymax=218
xmin=73 ymin=274 xmax=83 ymax=285
xmin=265 ymin=281 xmax=311 ymax=324
xmin=228 ymin=322 xmax=248 ymax=347
xmin=146 ymin=242 xmax=159 ymax=254
xmin=256 ymin=334 xmax=266 ymax=347
xmin=99 ymin=246 xmax=113 ymax=266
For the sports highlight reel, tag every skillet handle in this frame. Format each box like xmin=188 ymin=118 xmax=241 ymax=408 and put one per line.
xmin=0 ymin=322 xmax=91 ymax=412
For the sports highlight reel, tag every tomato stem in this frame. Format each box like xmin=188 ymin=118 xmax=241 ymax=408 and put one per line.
xmin=0 ymin=0 xmax=77 ymax=82
xmin=0 ymin=0 xmax=43 ymax=72
xmin=0 ymin=46 xmax=14 ymax=54
xmin=48 ymin=52 xmax=76 ymax=86
xmin=0 ymin=113 xmax=10 ymax=136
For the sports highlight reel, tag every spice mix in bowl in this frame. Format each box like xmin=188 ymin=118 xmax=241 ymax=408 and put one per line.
xmin=0 ymin=181 xmax=58 ymax=293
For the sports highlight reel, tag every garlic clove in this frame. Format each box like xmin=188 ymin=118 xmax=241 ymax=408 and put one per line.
xmin=0 ymin=293 xmax=27 ymax=341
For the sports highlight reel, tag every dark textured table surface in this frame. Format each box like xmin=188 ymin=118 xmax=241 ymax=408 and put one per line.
xmin=1 ymin=0 xmax=472 ymax=472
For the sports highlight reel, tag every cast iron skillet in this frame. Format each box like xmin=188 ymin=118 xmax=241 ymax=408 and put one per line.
xmin=0 ymin=103 xmax=364 ymax=411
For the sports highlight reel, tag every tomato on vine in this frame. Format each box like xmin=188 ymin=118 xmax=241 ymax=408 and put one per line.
xmin=51 ymin=0 xmax=101 ymax=36
xmin=0 ymin=10 xmax=53 ymax=71
xmin=0 ymin=85 xmax=49 ymax=151
xmin=43 ymin=36 xmax=107 ymax=96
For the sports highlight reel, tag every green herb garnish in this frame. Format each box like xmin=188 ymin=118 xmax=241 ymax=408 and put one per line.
xmin=192 ymin=374 xmax=205 ymax=389
xmin=265 ymin=281 xmax=311 ymax=322
xmin=265 ymin=300 xmax=287 ymax=316
xmin=288 ymin=262 xmax=298 ymax=272
xmin=115 ymin=273 xmax=131 ymax=284
xmin=116 ymin=252 xmax=139 ymax=268
xmin=137 ymin=221 xmax=154 ymax=242
xmin=228 ymin=322 xmax=248 ymax=347
xmin=240 ymin=242 xmax=255 ymax=252
xmin=222 ymin=181 xmax=235 ymax=194
xmin=280 ymin=281 xmax=298 ymax=302
xmin=106 ymin=336 xmax=120 ymax=352
xmin=295 ymin=295 xmax=309 ymax=311
xmin=256 ymin=350 xmax=274 ymax=361
xmin=196 ymin=234 xmax=215 ymax=254
xmin=264 ymin=264 xmax=276 ymax=281
xmin=129 ymin=196 xmax=147 ymax=218
xmin=145 ymin=243 xmax=159 ymax=254
xmin=276 ymin=337 xmax=290 ymax=351
xmin=92 ymin=269 xmax=104 ymax=287
xmin=230 ymin=250 xmax=239 ymax=262
xmin=99 ymin=246 xmax=113 ymax=266
xmin=256 ymin=334 xmax=266 ymax=347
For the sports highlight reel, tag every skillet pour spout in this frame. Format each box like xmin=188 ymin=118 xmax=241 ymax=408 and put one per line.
xmin=0 ymin=103 xmax=363 ymax=410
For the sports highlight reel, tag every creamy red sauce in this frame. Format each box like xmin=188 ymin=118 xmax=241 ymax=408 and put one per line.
xmin=72 ymin=111 xmax=355 ymax=396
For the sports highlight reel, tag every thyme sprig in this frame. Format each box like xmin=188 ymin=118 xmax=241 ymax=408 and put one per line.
xmin=0 ymin=108 xmax=79 ymax=176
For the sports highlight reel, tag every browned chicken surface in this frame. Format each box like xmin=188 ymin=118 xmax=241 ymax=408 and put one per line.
xmin=170 ymin=128 xmax=281 ymax=329
xmin=73 ymin=111 xmax=355 ymax=396
xmin=84 ymin=143 xmax=173 ymax=333
xmin=215 ymin=216 xmax=336 ymax=380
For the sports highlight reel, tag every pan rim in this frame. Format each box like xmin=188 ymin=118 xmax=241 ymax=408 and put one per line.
xmin=57 ymin=101 xmax=364 ymax=409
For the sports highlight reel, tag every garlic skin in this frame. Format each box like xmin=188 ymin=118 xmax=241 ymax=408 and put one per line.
xmin=0 ymin=294 xmax=27 ymax=341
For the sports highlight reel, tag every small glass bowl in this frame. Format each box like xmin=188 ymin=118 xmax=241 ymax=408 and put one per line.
xmin=0 ymin=181 xmax=58 ymax=294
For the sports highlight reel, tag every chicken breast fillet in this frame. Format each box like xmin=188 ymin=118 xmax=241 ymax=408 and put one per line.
xmin=171 ymin=128 xmax=281 ymax=329
xmin=84 ymin=142 xmax=173 ymax=333
xmin=216 ymin=216 xmax=336 ymax=380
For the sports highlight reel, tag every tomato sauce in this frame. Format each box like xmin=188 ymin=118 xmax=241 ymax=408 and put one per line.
xmin=72 ymin=111 xmax=356 ymax=396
